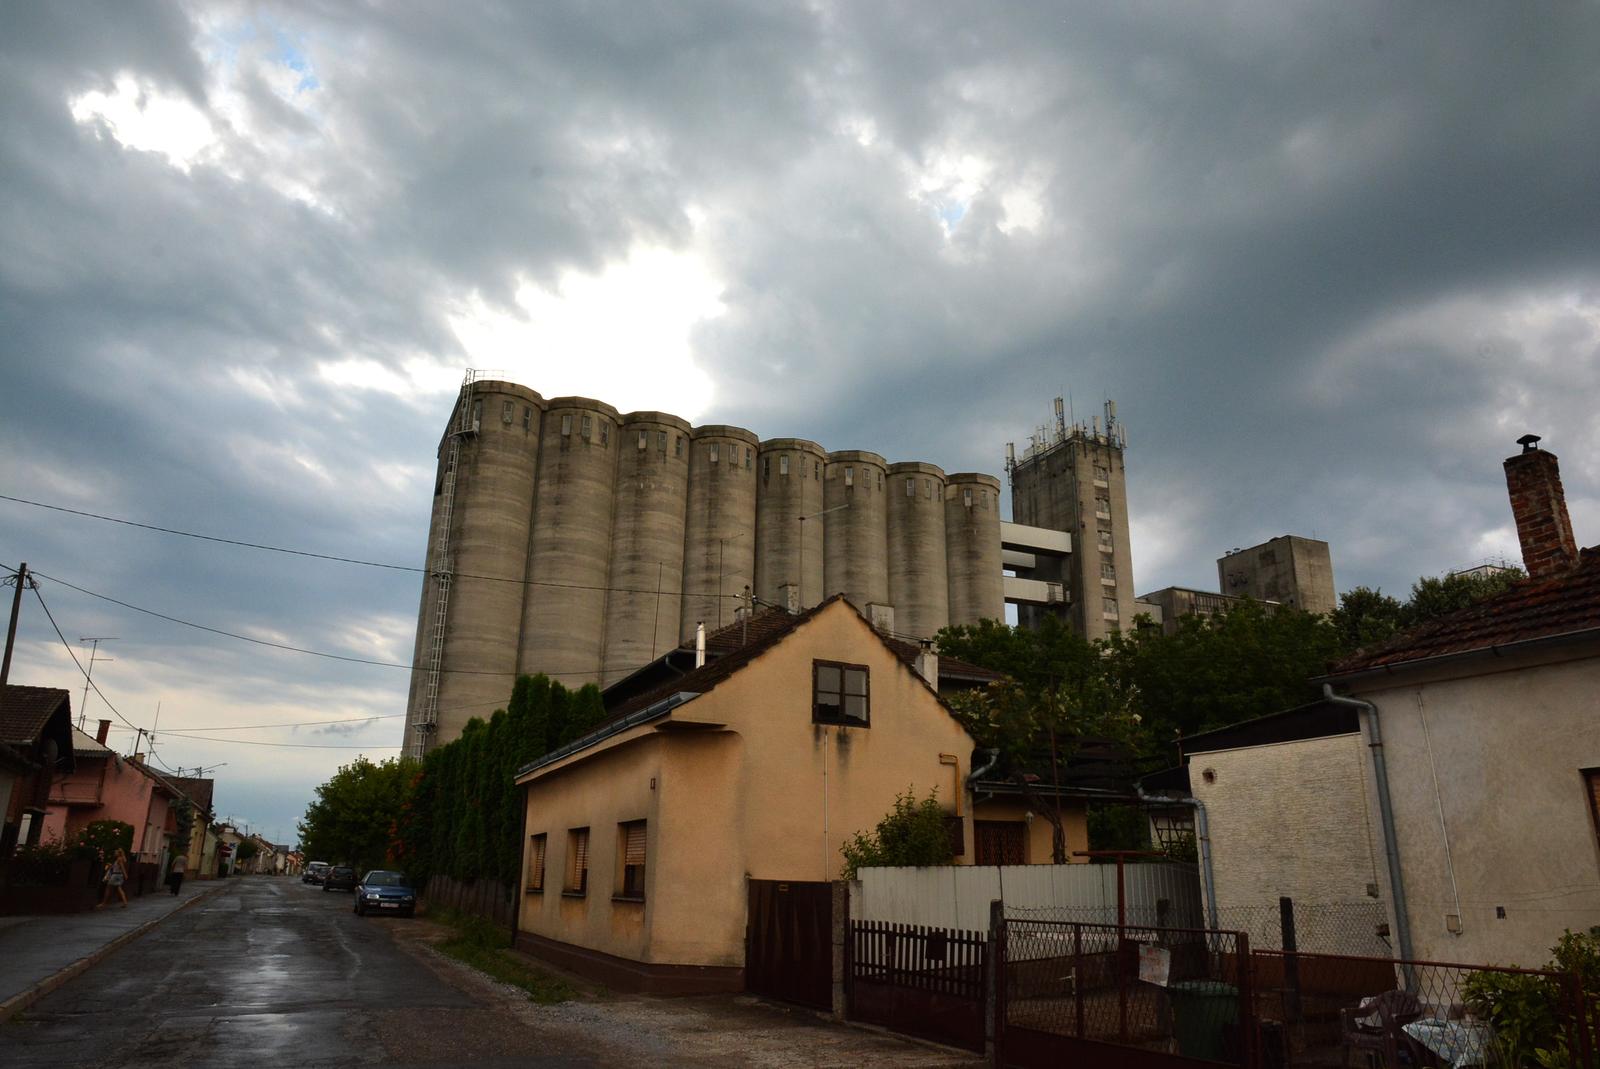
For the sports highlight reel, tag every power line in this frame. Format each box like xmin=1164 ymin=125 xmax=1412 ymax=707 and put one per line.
xmin=30 ymin=584 xmax=146 ymax=738
xmin=18 ymin=564 xmax=685 ymax=682
xmin=155 ymin=731 xmax=400 ymax=750
xmin=0 ymin=493 xmax=747 ymax=599
xmin=160 ymin=713 xmax=405 ymax=732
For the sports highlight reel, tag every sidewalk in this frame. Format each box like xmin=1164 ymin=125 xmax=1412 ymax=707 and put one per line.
xmin=0 ymin=878 xmax=228 ymax=1021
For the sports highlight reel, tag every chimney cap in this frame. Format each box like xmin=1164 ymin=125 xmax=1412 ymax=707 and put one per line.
xmin=1517 ymin=433 xmax=1542 ymax=453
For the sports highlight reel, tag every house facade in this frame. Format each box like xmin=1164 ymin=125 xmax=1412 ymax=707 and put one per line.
xmin=1324 ymin=437 xmax=1600 ymax=967
xmin=42 ymin=725 xmax=180 ymax=866
xmin=0 ymin=686 xmax=76 ymax=856
xmin=515 ymin=597 xmax=992 ymax=991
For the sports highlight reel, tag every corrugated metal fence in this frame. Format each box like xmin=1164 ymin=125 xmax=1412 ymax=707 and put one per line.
xmin=851 ymin=861 xmax=1204 ymax=931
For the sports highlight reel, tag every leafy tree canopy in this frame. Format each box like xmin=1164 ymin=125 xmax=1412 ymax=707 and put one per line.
xmin=298 ymin=755 xmax=419 ymax=872
xmin=1331 ymin=566 xmax=1524 ymax=652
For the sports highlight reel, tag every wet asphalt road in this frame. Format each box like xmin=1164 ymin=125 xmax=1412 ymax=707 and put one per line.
xmin=0 ymin=878 xmax=595 ymax=1069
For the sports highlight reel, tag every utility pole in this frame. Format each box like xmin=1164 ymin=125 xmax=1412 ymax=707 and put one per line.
xmin=2 ymin=562 xmax=34 ymax=686
xmin=77 ymin=636 xmax=118 ymax=729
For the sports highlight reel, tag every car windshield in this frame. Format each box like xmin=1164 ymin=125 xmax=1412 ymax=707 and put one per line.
xmin=362 ymin=871 xmax=408 ymax=887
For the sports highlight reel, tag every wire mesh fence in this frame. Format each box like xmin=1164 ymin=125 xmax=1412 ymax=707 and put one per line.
xmin=1213 ymin=899 xmax=1393 ymax=957
xmin=1001 ymin=918 xmax=1253 ymax=1065
xmin=1251 ymin=949 xmax=1595 ymax=1068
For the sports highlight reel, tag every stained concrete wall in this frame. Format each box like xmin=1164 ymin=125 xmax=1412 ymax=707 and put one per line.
xmin=822 ymin=451 xmax=890 ymax=615
xmin=754 ymin=438 xmax=826 ymax=611
xmin=1217 ymin=535 xmax=1336 ymax=616
xmin=1347 ymin=653 xmax=1600 ymax=967
xmin=680 ymin=426 xmax=759 ymax=641
xmin=886 ymin=462 xmax=949 ymax=640
xmin=944 ymin=473 xmax=1004 ymax=626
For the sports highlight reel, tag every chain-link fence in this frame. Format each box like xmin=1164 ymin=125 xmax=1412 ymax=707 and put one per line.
xmin=1212 ymin=898 xmax=1393 ymax=957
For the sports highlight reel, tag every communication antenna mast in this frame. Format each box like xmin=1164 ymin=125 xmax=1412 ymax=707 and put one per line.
xmin=77 ymin=637 xmax=117 ymax=730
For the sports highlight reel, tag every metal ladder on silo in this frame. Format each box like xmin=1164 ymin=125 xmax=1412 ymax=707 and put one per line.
xmin=413 ymin=369 xmax=478 ymax=758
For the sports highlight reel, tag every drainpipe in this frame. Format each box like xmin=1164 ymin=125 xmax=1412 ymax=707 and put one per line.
xmin=694 ymin=622 xmax=706 ymax=668
xmin=1322 ymin=683 xmax=1415 ymax=965
xmin=1136 ymin=786 xmax=1219 ymax=931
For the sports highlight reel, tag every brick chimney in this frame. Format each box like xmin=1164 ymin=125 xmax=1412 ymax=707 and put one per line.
xmin=96 ymin=718 xmax=112 ymax=744
xmin=1504 ymin=434 xmax=1578 ymax=579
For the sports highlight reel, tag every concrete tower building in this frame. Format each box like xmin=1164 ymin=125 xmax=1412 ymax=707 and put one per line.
xmin=1217 ymin=535 xmax=1336 ymax=615
xmin=1007 ymin=399 xmax=1136 ymax=642
xmin=403 ymin=375 xmax=1124 ymax=755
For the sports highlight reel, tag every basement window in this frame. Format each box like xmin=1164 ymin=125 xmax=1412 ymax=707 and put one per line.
xmin=814 ymin=660 xmax=869 ymax=727
xmin=564 ymin=828 xmax=589 ymax=895
xmin=617 ymin=821 xmax=647 ymax=900
xmin=526 ymin=833 xmax=547 ymax=893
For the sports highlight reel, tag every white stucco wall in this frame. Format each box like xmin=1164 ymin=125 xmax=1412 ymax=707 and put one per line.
xmin=1190 ymin=732 xmax=1389 ymax=951
xmin=1352 ymin=655 xmax=1600 ymax=967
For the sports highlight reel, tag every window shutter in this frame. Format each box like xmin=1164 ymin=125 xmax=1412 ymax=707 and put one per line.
xmin=575 ymin=830 xmax=589 ymax=872
xmin=624 ymin=823 xmax=646 ymax=866
xmin=529 ymin=835 xmax=546 ymax=890
xmin=1587 ymin=770 xmax=1600 ymax=843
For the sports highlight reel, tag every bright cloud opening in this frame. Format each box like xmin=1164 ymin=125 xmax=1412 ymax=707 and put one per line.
xmin=69 ymin=75 xmax=219 ymax=172
xmin=447 ymin=246 xmax=723 ymax=420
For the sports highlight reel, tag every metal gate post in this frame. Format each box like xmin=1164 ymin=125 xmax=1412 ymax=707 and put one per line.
xmin=1073 ymin=924 xmax=1086 ymax=1038
xmin=1237 ymin=931 xmax=1255 ymax=1069
xmin=992 ymin=904 xmax=1006 ymax=1069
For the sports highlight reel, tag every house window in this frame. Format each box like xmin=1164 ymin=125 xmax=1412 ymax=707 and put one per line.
xmin=814 ymin=660 xmax=869 ymax=726
xmin=527 ymin=834 xmax=547 ymax=893
xmin=1102 ymin=597 xmax=1120 ymax=616
xmin=1097 ymin=529 xmax=1113 ymax=548
xmin=565 ymin=827 xmax=589 ymax=895
xmin=975 ymin=820 xmax=1026 ymax=865
xmin=1585 ymin=769 xmax=1600 ymax=853
xmin=618 ymin=821 xmax=646 ymax=899
xmin=1101 ymin=563 xmax=1116 ymax=581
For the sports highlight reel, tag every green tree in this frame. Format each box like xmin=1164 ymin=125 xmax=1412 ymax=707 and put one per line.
xmin=1333 ymin=567 xmax=1524 ymax=655
xmin=298 ymin=755 xmax=420 ymax=872
xmin=1330 ymin=586 xmax=1407 ymax=650
xmin=839 ymin=789 xmax=954 ymax=878
xmin=1406 ymin=568 xmax=1523 ymax=624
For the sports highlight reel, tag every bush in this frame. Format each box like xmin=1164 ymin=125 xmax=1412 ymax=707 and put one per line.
xmin=1463 ymin=926 xmax=1600 ymax=1068
xmin=76 ymin=820 xmax=134 ymax=861
xmin=839 ymin=788 xmax=953 ymax=879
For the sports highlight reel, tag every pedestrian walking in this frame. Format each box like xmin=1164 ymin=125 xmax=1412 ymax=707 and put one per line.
xmin=97 ymin=848 xmax=130 ymax=909
xmin=167 ymin=851 xmax=188 ymax=895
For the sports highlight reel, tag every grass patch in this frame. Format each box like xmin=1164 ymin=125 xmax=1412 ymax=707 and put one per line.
xmin=431 ymin=908 xmax=576 ymax=1004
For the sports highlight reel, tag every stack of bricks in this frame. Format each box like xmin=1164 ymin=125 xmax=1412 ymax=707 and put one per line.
xmin=1503 ymin=443 xmax=1578 ymax=579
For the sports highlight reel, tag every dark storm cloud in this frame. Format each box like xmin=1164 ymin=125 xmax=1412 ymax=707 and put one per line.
xmin=2 ymin=1 xmax=1598 ymax=837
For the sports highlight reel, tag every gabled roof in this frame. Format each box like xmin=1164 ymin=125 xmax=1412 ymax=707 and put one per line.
xmin=1328 ymin=547 xmax=1600 ymax=677
xmin=0 ymin=685 xmax=72 ymax=746
xmin=167 ymin=776 xmax=216 ymax=814
xmin=70 ymin=726 xmax=115 ymax=758
xmin=523 ymin=596 xmax=964 ymax=780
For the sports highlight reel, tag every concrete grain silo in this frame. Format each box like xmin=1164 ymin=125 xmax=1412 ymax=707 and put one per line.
xmin=886 ymin=461 xmax=950 ymax=639
xmin=944 ymin=472 xmax=1005 ymax=626
xmin=754 ymin=438 xmax=825 ymax=611
xmin=822 ymin=450 xmax=890 ymax=624
xmin=600 ymin=411 xmax=692 ymax=686
xmin=405 ymin=380 xmax=544 ymax=756
xmin=519 ymin=397 xmax=621 ymax=686
xmin=680 ymin=425 xmax=759 ymax=640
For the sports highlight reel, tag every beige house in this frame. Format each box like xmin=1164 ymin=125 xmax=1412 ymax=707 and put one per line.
xmin=513 ymin=596 xmax=1091 ymax=992
xmin=1323 ymin=437 xmax=1600 ymax=967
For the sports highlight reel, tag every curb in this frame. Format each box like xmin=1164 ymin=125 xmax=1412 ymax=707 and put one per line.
xmin=0 ymin=884 xmax=228 ymax=1024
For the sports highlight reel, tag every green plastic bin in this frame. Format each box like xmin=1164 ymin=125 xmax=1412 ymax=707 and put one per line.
xmin=1167 ymin=980 xmax=1239 ymax=1061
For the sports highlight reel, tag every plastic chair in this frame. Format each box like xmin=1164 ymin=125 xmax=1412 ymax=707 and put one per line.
xmin=1341 ymin=990 xmax=1428 ymax=1067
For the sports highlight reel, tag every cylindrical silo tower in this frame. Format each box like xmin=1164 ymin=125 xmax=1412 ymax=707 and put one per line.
xmin=822 ymin=450 xmax=890 ymax=622
xmin=680 ymin=425 xmax=759 ymax=641
xmin=404 ymin=379 xmax=544 ymax=757
xmin=754 ymin=438 xmax=825 ymax=611
xmin=519 ymin=397 xmax=621 ymax=687
xmin=944 ymin=472 xmax=1005 ymax=626
xmin=601 ymin=411 xmax=692 ymax=687
xmin=886 ymin=461 xmax=950 ymax=640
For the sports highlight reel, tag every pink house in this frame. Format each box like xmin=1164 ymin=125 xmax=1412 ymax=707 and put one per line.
xmin=44 ymin=720 xmax=180 ymax=864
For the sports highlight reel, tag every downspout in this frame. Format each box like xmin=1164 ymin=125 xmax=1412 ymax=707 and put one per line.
xmin=1322 ymin=683 xmax=1415 ymax=965
xmin=965 ymin=748 xmax=1001 ymax=805
xmin=1136 ymin=785 xmax=1219 ymax=931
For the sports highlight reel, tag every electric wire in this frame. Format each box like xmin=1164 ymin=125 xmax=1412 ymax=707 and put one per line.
xmin=154 ymin=731 xmax=400 ymax=750
xmin=0 ymin=493 xmax=748 ymax=600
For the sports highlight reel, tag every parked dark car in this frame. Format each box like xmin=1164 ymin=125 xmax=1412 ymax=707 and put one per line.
xmin=322 ymin=865 xmax=357 ymax=892
xmin=354 ymin=870 xmax=417 ymax=917
xmin=303 ymin=861 xmax=331 ymax=885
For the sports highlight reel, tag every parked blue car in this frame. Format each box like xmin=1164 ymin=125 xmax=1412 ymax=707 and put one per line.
xmin=353 ymin=870 xmax=417 ymax=917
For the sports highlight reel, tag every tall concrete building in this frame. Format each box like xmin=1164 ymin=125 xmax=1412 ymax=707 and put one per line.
xmin=405 ymin=373 xmax=1053 ymax=756
xmin=1217 ymin=535 xmax=1336 ymax=615
xmin=1006 ymin=399 xmax=1137 ymax=643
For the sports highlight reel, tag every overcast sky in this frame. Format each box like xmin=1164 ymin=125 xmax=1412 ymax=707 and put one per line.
xmin=2 ymin=2 xmax=1597 ymax=844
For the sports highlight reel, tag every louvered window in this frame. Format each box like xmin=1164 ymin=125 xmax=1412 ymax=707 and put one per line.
xmin=527 ymin=834 xmax=547 ymax=893
xmin=565 ymin=828 xmax=589 ymax=894
xmin=620 ymin=821 xmax=647 ymax=899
